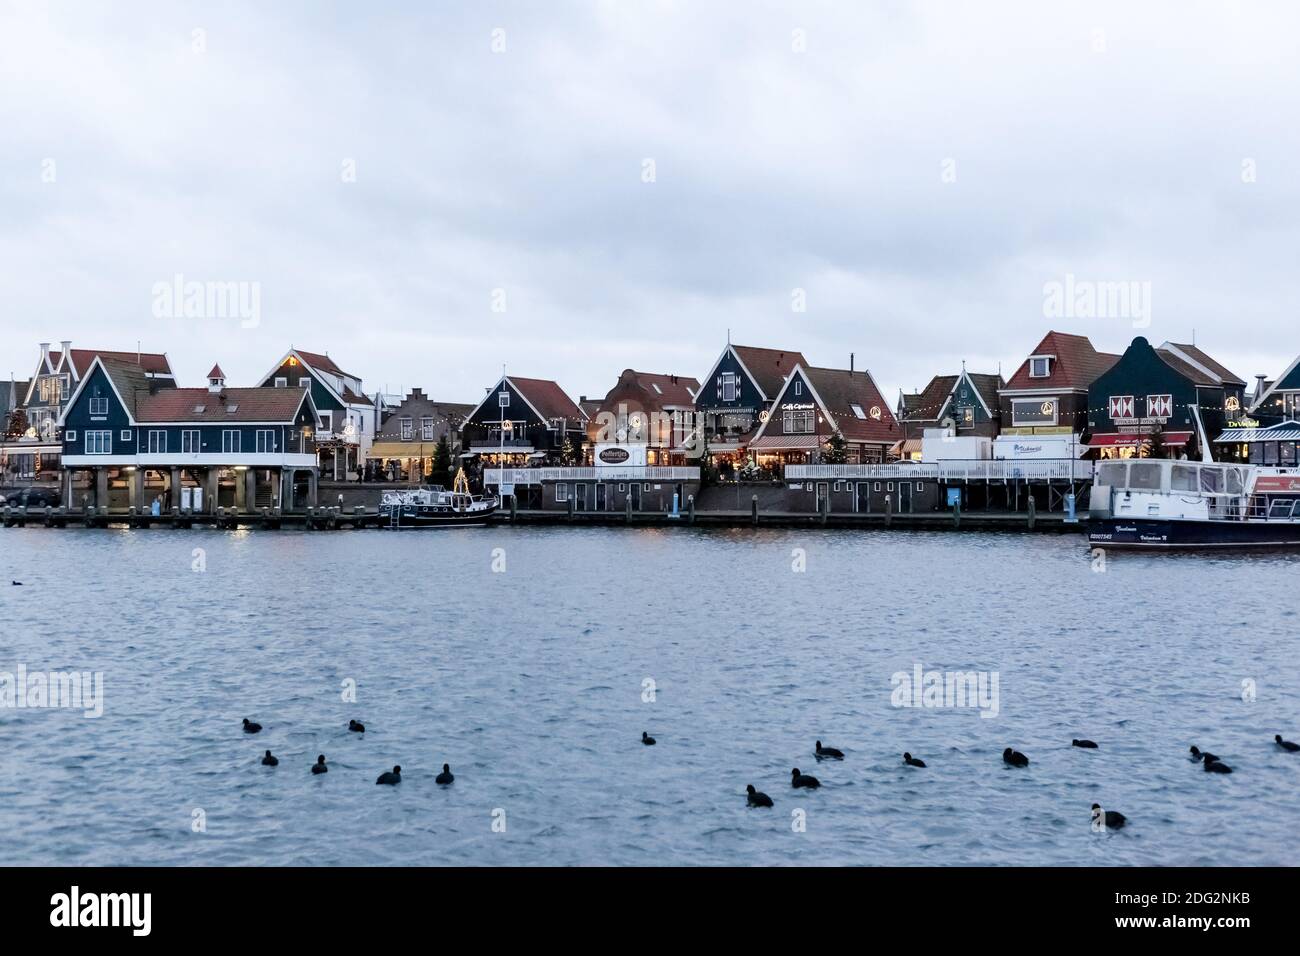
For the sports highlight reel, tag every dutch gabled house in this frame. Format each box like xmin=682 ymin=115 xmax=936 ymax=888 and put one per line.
xmin=1086 ymin=337 xmax=1246 ymax=460
xmin=998 ymin=330 xmax=1118 ymax=459
xmin=256 ymin=348 xmax=377 ymax=480
xmin=896 ymin=368 xmax=1004 ymax=460
xmin=694 ymin=343 xmax=808 ymax=469
xmin=747 ymin=362 xmax=899 ymax=468
xmin=366 ymin=388 xmax=473 ymax=482
xmin=588 ymin=369 xmax=702 ymax=467
xmin=462 ymin=374 xmax=588 ymax=471
xmin=1 ymin=341 xmax=174 ymax=483
xmin=58 ymin=357 xmax=321 ymax=512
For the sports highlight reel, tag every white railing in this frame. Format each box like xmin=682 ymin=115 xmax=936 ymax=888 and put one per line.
xmin=785 ymin=459 xmax=1094 ymax=481
xmin=485 ymin=467 xmax=700 ymax=485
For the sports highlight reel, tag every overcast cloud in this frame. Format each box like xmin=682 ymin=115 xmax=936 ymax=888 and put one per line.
xmin=3 ymin=0 xmax=1298 ymax=403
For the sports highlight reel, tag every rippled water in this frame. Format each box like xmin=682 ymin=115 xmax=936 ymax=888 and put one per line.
xmin=1 ymin=525 xmax=1298 ymax=866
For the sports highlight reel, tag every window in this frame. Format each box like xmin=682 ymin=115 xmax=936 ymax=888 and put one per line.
xmin=1129 ymin=462 xmax=1162 ymax=490
xmin=782 ymin=407 xmax=814 ymax=433
xmin=874 ymin=482 xmax=882 ymax=491
xmin=301 ymin=377 xmax=311 ymax=388
xmin=720 ymin=372 xmax=737 ymax=403
xmin=555 ymin=483 xmax=568 ymax=502
xmin=400 ymin=417 xmax=413 ymax=441
xmin=793 ymin=380 xmax=802 ymax=396
xmin=181 ymin=430 xmax=200 ymax=453
xmin=1029 ymin=356 xmax=1052 ymax=378
xmin=255 ymin=430 xmax=274 ymax=453
xmin=89 ymin=396 xmax=108 ymax=416
xmin=957 ymin=405 xmax=975 ymax=426
xmin=319 ymin=412 xmax=332 ymax=433
xmin=421 ymin=416 xmax=434 ymax=440
xmin=222 ymin=430 xmax=241 ymax=454
xmin=850 ymin=404 xmax=866 ymax=419
xmin=1146 ymin=394 xmax=1172 ymax=418
xmin=1198 ymin=467 xmax=1223 ymax=494
xmin=1171 ymin=464 xmax=1198 ymax=491
xmin=1108 ymin=395 xmax=1135 ymax=420
xmin=916 ymin=482 xmax=925 ymax=492
xmin=833 ymin=481 xmax=842 ymax=492
xmin=85 ymin=430 xmax=111 ymax=454
xmin=60 ymin=375 xmax=70 ymax=399
xmin=147 ymin=430 xmax=167 ymax=453
xmin=274 ymin=377 xmax=287 ymax=387
xmin=65 ymin=430 xmax=76 ymax=441
xmin=120 ymin=430 xmax=132 ymax=442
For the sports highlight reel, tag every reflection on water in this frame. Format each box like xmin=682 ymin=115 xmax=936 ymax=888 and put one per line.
xmin=1 ymin=526 xmax=1297 ymax=865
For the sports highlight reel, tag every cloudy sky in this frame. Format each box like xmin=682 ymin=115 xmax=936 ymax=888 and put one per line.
xmin=3 ymin=0 xmax=1298 ymax=405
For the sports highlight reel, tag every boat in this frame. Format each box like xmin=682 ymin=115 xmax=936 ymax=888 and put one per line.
xmin=1088 ymin=458 xmax=1300 ymax=548
xmin=379 ymin=469 xmax=498 ymax=529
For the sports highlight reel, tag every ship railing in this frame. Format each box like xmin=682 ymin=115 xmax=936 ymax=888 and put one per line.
xmin=1206 ymin=498 xmax=1300 ymax=521
xmin=484 ymin=467 xmax=700 ymax=485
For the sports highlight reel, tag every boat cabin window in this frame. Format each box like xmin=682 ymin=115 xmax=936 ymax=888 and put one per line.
xmin=1225 ymin=468 xmax=1243 ymax=495
xmin=1098 ymin=462 xmax=1127 ymax=488
xmin=1199 ymin=467 xmax=1223 ymax=494
xmin=1128 ymin=462 xmax=1162 ymax=491
xmin=1170 ymin=464 xmax=1198 ymax=492
xmin=1268 ymin=498 xmax=1297 ymax=519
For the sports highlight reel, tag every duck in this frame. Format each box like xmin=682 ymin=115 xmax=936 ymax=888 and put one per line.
xmin=791 ymin=768 xmax=821 ymax=789
xmin=1072 ymin=739 xmax=1099 ymax=749
xmin=11 ymin=581 xmax=21 ymax=586
xmin=242 ymin=718 xmax=262 ymax=734
xmin=746 ymin=784 xmax=774 ymax=807
xmin=1204 ymin=757 xmax=1233 ymax=774
xmin=1189 ymin=746 xmax=1218 ymax=763
xmin=349 ymin=720 xmax=366 ymax=734
xmin=1091 ymin=804 xmax=1127 ymax=829
xmin=1275 ymin=734 xmax=1299 ymax=752
xmin=375 ymin=765 xmax=401 ymax=785
xmin=641 ymin=731 xmax=656 ymax=746
xmin=435 ymin=763 xmax=454 ymax=785
xmin=903 ymin=752 xmax=926 ymax=768
xmin=815 ymin=740 xmax=844 ymax=759
xmin=311 ymin=754 xmax=328 ymax=774
xmin=1003 ymin=747 xmax=1029 ymax=767
xmin=261 ymin=750 xmax=278 ymax=766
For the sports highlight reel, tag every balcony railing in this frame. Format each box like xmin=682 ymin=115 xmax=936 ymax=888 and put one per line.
xmin=785 ymin=460 xmax=1094 ymax=481
xmin=485 ymin=467 xmax=700 ymax=485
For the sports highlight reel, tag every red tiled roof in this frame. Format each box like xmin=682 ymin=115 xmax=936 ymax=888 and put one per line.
xmin=612 ymin=370 xmax=701 ymax=407
xmin=295 ymin=349 xmax=351 ymax=378
xmin=134 ymin=387 xmax=310 ymax=423
xmin=1163 ymin=343 xmax=1246 ymax=387
xmin=903 ymin=375 xmax=959 ymax=422
xmin=509 ymin=376 xmax=587 ymax=422
xmin=1002 ymin=331 xmax=1118 ymax=392
xmin=732 ymin=345 xmax=809 ymax=399
xmin=804 ymin=366 xmax=899 ymax=443
xmin=207 ymin=363 xmax=225 ymax=379
xmin=69 ymin=348 xmax=172 ymax=378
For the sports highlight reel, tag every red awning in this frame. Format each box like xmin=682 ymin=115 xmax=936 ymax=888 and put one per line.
xmin=749 ymin=435 xmax=822 ymax=450
xmin=1088 ymin=431 xmax=1193 ymax=448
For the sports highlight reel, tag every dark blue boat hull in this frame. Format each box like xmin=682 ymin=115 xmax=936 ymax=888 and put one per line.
xmin=1088 ymin=518 xmax=1300 ymax=549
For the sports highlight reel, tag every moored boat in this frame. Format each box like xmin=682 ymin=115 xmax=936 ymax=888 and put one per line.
xmin=1088 ymin=459 xmax=1300 ymax=548
xmin=379 ymin=469 xmax=497 ymax=529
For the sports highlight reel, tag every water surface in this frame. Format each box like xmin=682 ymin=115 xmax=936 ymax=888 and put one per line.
xmin=1 ymin=526 xmax=1297 ymax=865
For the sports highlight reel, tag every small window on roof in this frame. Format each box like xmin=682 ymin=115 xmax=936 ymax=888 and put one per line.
xmin=193 ymin=404 xmax=205 ymax=413
xmin=850 ymin=404 xmax=866 ymax=419
xmin=652 ymin=383 xmax=662 ymax=394
xmin=227 ymin=404 xmax=239 ymax=413
xmin=1030 ymin=356 xmax=1052 ymax=378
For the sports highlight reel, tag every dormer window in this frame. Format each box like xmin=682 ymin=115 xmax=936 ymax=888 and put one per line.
xmin=720 ymin=372 xmax=737 ymax=403
xmin=1029 ymin=356 xmax=1053 ymax=378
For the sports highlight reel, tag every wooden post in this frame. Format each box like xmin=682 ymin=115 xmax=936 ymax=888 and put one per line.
xmin=885 ymin=493 xmax=893 ymax=527
xmin=954 ymin=500 xmax=961 ymax=529
xmin=624 ymin=496 xmax=632 ymax=523
xmin=510 ymin=495 xmax=518 ymax=522
xmin=688 ymin=494 xmax=695 ymax=525
xmin=751 ymin=494 xmax=759 ymax=527
xmin=1027 ymin=495 xmax=1036 ymax=530
xmin=568 ymin=496 xmax=575 ymax=521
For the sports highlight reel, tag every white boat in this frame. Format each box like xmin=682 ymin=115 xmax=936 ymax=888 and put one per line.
xmin=379 ymin=469 xmax=498 ymax=529
xmin=1088 ymin=458 xmax=1300 ymax=548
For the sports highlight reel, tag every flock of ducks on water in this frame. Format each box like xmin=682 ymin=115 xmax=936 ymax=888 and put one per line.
xmin=737 ymin=735 xmax=1300 ymax=827
xmin=242 ymin=717 xmax=1299 ymax=815
xmin=243 ymin=717 xmax=455 ymax=786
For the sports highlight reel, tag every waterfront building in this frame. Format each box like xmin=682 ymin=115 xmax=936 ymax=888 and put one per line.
xmin=366 ymin=388 xmax=472 ymax=482
xmin=58 ymin=357 xmax=321 ymax=512
xmin=587 ymin=369 xmax=702 ymax=468
xmin=1086 ymin=337 xmax=1246 ymax=460
xmin=997 ymin=330 xmax=1118 ymax=460
xmin=462 ymin=374 xmax=588 ymax=478
xmin=1248 ymin=353 xmax=1300 ymax=423
xmin=694 ymin=342 xmax=808 ymax=472
xmin=256 ymin=348 xmax=377 ymax=480
xmin=896 ymin=367 xmax=1004 ymax=461
xmin=747 ymin=361 xmax=898 ymax=469
xmin=1 ymin=341 xmax=174 ymax=484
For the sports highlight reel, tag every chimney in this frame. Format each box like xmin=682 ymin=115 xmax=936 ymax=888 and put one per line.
xmin=579 ymin=395 xmax=587 ymax=404
xmin=39 ymin=342 xmax=50 ymax=367
xmin=850 ymin=353 xmax=855 ymax=374
xmin=60 ymin=340 xmax=71 ymax=359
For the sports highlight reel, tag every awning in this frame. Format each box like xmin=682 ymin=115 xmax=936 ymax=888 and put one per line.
xmin=368 ymin=442 xmax=434 ymax=458
xmin=1217 ymin=421 xmax=1300 ymax=443
xmin=899 ymin=439 xmax=923 ymax=455
xmin=1088 ymin=431 xmax=1192 ymax=448
xmin=749 ymin=435 xmax=822 ymax=451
